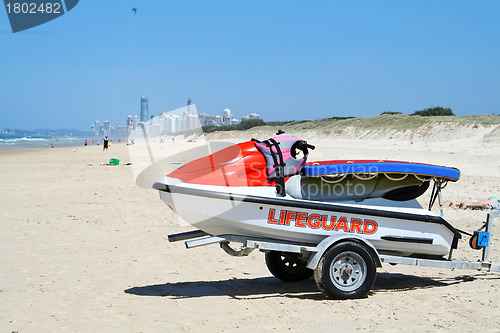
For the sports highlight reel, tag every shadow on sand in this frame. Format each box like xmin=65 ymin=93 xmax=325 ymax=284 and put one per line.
xmin=125 ymin=277 xmax=322 ymax=300
xmin=124 ymin=272 xmax=494 ymax=300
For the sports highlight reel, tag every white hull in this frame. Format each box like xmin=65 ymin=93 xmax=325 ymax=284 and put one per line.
xmin=156 ymin=176 xmax=460 ymax=258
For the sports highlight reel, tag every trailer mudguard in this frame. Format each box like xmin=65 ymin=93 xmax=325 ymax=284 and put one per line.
xmin=306 ymin=234 xmax=383 ymax=270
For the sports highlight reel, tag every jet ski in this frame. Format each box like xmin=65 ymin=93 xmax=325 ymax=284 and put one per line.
xmin=153 ymin=133 xmax=461 ymax=259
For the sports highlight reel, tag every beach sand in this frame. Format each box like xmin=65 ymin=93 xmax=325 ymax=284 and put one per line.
xmin=1 ymin=125 xmax=499 ymax=332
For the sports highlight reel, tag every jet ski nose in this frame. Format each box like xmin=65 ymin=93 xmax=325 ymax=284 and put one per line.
xmin=152 ymin=181 xmax=169 ymax=191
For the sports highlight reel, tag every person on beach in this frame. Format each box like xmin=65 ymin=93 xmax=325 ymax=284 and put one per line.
xmin=450 ymin=196 xmax=500 ymax=210
xmin=84 ymin=139 xmax=88 ymax=147
xmin=103 ymin=136 xmax=109 ymax=151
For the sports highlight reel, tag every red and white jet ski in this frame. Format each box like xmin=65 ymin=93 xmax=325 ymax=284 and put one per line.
xmin=153 ymin=133 xmax=464 ymax=298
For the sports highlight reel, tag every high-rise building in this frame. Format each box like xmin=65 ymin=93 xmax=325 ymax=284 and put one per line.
xmin=126 ymin=115 xmax=133 ymax=133
xmin=182 ymin=97 xmax=198 ymax=131
xmin=103 ymin=121 xmax=110 ymax=136
xmin=198 ymin=112 xmax=207 ymax=126
xmin=94 ymin=121 xmax=100 ymax=136
xmin=223 ymin=108 xmax=232 ymax=125
xmin=215 ymin=115 xmax=223 ymax=125
xmin=170 ymin=114 xmax=180 ymax=133
xmin=140 ymin=97 xmax=149 ymax=122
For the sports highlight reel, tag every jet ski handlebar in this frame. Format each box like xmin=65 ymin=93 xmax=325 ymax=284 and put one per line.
xmin=291 ymin=140 xmax=315 ymax=159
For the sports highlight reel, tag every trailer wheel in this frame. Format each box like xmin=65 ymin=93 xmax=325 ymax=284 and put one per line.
xmin=314 ymin=241 xmax=376 ymax=299
xmin=265 ymin=251 xmax=313 ymax=281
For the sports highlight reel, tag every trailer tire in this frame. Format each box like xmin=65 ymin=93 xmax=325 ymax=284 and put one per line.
xmin=265 ymin=251 xmax=313 ymax=282
xmin=314 ymin=241 xmax=376 ymax=299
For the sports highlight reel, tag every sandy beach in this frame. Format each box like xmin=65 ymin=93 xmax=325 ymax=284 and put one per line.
xmin=1 ymin=121 xmax=500 ymax=332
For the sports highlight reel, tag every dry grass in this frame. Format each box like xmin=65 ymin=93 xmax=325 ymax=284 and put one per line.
xmin=280 ymin=114 xmax=500 ymax=132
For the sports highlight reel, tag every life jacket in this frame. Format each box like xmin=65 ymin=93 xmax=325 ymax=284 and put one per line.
xmin=255 ymin=134 xmax=308 ymax=195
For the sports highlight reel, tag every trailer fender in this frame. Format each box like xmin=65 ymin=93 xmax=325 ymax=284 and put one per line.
xmin=306 ymin=234 xmax=382 ymax=270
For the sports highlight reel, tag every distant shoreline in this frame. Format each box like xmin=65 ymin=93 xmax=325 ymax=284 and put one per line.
xmin=0 ymin=136 xmax=123 ymax=149
xmin=0 ymin=136 xmax=89 ymax=149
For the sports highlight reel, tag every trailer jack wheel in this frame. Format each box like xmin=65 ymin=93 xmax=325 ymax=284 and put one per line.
xmin=265 ymin=251 xmax=313 ymax=281
xmin=314 ymin=241 xmax=376 ymax=299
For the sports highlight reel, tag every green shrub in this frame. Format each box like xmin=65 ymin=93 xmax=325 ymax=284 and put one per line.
xmin=411 ymin=106 xmax=455 ymax=116
xmin=381 ymin=111 xmax=404 ymax=115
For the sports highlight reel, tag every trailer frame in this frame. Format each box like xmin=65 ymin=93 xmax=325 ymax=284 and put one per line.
xmin=167 ymin=210 xmax=500 ymax=297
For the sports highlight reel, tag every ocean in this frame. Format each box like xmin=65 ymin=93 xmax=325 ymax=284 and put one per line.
xmin=0 ymin=135 xmax=92 ymax=149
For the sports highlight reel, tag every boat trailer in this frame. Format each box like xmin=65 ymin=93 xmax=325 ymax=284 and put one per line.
xmin=167 ymin=210 xmax=500 ymax=299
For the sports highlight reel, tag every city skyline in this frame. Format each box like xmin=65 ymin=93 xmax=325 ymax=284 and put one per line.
xmin=88 ymin=97 xmax=261 ymax=138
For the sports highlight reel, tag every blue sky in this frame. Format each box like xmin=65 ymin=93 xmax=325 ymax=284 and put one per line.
xmin=1 ymin=0 xmax=499 ymax=130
